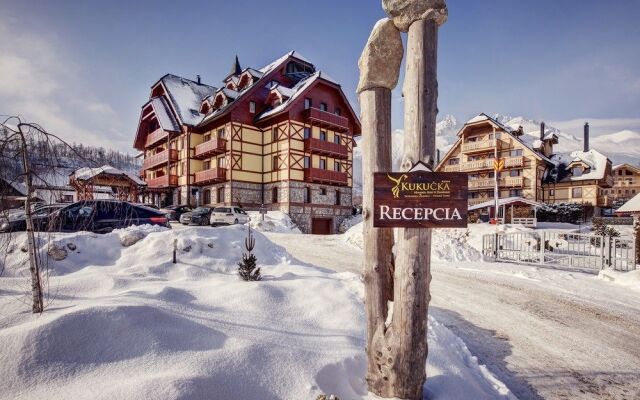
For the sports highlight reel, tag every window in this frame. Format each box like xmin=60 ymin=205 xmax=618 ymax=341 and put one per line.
xmin=335 ymin=190 xmax=341 ymax=206
xmin=320 ymin=188 xmax=327 ymax=195
xmin=572 ymin=187 xmax=582 ymax=198
xmin=304 ymin=187 xmax=311 ymax=204
xmin=509 ymin=189 xmax=523 ymax=197
xmin=335 ymin=107 xmax=342 ymax=116
xmin=304 ymin=98 xmax=312 ymax=110
xmin=217 ymin=157 xmax=225 ymax=168
xmin=272 ymin=156 xmax=278 ymax=171
xmin=217 ymin=128 xmax=225 ymax=139
xmin=203 ymin=133 xmax=211 ymax=142
xmin=320 ymin=131 xmax=327 ymax=141
xmin=304 ymin=156 xmax=310 ymax=169
xmin=319 ymin=159 xmax=326 ymax=170
xmin=334 ymin=162 xmax=342 ymax=172
xmin=217 ymin=187 xmax=225 ymax=203
xmin=203 ymin=189 xmax=211 ymax=205
xmin=572 ymin=167 xmax=583 ymax=177
xmin=334 ymin=134 xmax=340 ymax=144
xmin=448 ymin=158 xmax=459 ymax=165
xmin=273 ymin=127 xmax=278 ymax=138
xmin=249 ymin=101 xmax=256 ymax=114
xmin=549 ymin=189 xmax=555 ymax=196
xmin=509 ymin=169 xmax=521 ymax=177
xmin=303 ymin=127 xmax=311 ymax=139
xmin=320 ymin=102 xmax=328 ymax=111
xmin=203 ymin=160 xmax=211 ymax=170
xmin=510 ymin=149 xmax=523 ymax=157
xmin=62 ymin=194 xmax=74 ymax=203
xmin=272 ymin=187 xmax=278 ymax=203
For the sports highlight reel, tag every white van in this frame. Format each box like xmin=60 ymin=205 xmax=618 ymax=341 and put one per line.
xmin=210 ymin=206 xmax=249 ymax=226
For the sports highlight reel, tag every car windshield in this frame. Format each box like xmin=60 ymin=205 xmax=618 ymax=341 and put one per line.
xmin=214 ymin=207 xmax=231 ymax=213
xmin=193 ymin=207 xmax=210 ymax=213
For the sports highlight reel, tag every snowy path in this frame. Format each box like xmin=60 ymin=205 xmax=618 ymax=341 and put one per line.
xmin=264 ymin=232 xmax=640 ymax=400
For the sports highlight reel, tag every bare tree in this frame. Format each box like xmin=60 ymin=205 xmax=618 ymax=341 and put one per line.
xmin=0 ymin=116 xmax=94 ymax=313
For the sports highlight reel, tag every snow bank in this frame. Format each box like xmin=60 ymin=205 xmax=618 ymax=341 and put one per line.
xmin=0 ymin=224 xmax=513 ymax=399
xmin=247 ymin=211 xmax=301 ymax=234
xmin=597 ymin=268 xmax=640 ymax=291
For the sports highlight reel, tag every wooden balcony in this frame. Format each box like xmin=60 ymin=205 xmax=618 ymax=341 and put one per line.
xmin=305 ymin=168 xmax=348 ymax=185
xmin=597 ymin=195 xmax=613 ymax=207
xmin=500 ymin=176 xmax=524 ymax=187
xmin=461 ymin=159 xmax=493 ymax=171
xmin=304 ymin=138 xmax=348 ymax=159
xmin=194 ymin=138 xmax=227 ymax=159
xmin=469 ymin=179 xmax=495 ymax=190
xmin=146 ymin=174 xmax=178 ymax=188
xmin=194 ymin=168 xmax=227 ymax=185
xmin=145 ymin=128 xmax=169 ymax=148
xmin=143 ymin=149 xmax=178 ymax=170
xmin=462 ymin=139 xmax=498 ymax=153
xmin=442 ymin=164 xmax=460 ymax=172
xmin=304 ymin=107 xmax=350 ymax=132
xmin=504 ymin=156 xmax=524 ymax=168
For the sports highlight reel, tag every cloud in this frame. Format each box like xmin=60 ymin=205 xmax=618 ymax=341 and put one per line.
xmin=0 ymin=17 xmax=129 ymax=152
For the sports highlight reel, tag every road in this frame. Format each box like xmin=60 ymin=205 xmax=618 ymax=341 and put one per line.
xmin=263 ymin=231 xmax=640 ymax=400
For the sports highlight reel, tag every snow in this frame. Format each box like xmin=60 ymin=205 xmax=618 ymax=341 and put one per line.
xmin=150 ymin=97 xmax=180 ymax=132
xmin=0 ymin=220 xmax=518 ymax=400
xmin=617 ymin=192 xmax=640 ymax=213
xmin=72 ymin=165 xmax=146 ymax=186
xmin=161 ymin=74 xmax=216 ymax=126
xmin=247 ymin=211 xmax=301 ymax=234
xmin=258 ymin=72 xmax=320 ymax=120
xmin=597 ymin=268 xmax=640 ymax=290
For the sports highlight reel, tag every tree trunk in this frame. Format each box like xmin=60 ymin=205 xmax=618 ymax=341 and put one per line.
xmin=18 ymin=126 xmax=44 ymax=314
xmin=360 ymin=88 xmax=395 ymax=389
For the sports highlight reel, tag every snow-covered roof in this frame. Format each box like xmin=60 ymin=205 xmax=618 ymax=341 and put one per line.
xmin=613 ymin=163 xmax=640 ymax=173
xmin=243 ymin=68 xmax=264 ymax=79
xmin=617 ymin=193 xmax=640 ymax=213
xmin=0 ymin=176 xmax=27 ymax=196
xmin=160 ymin=75 xmax=216 ymax=126
xmin=258 ymin=72 xmax=321 ymax=120
xmin=150 ymin=97 xmax=180 ymax=132
xmin=259 ymin=51 xmax=311 ymax=74
xmin=72 ymin=165 xmax=146 ymax=186
xmin=273 ymin=85 xmax=295 ymax=99
xmin=467 ymin=114 xmax=490 ymax=124
xmin=551 ymin=149 xmax=609 ymax=182
xmin=219 ymin=88 xmax=240 ymax=100
xmin=468 ymin=196 xmax=543 ymax=211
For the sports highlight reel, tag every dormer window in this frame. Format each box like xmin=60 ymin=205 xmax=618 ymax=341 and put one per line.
xmin=304 ymin=98 xmax=312 ymax=110
xmin=249 ymin=101 xmax=256 ymax=114
xmin=320 ymin=102 xmax=328 ymax=112
xmin=572 ymin=167 xmax=583 ymax=177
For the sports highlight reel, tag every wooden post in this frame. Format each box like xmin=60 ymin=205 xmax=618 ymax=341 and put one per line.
xmin=391 ymin=17 xmax=439 ymax=399
xmin=360 ymin=87 xmax=395 ymax=384
xmin=173 ymin=238 xmax=177 ymax=264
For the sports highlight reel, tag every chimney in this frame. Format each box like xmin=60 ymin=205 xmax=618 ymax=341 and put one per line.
xmin=584 ymin=122 xmax=589 ymax=152
xmin=196 ymin=75 xmax=201 ymax=84
xmin=436 ymin=149 xmax=441 ymax=165
xmin=540 ymin=122 xmax=545 ymax=140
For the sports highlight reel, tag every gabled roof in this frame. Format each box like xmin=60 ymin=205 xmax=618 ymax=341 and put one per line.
xmin=617 ymin=193 xmax=640 ymax=213
xmin=549 ymin=149 xmax=610 ymax=182
xmin=613 ymin=163 xmax=640 ymax=173
xmin=156 ymin=74 xmax=216 ymax=126
xmin=468 ymin=196 xmax=543 ymax=211
xmin=150 ymin=97 xmax=180 ymax=132
xmin=71 ymin=165 xmax=146 ymax=186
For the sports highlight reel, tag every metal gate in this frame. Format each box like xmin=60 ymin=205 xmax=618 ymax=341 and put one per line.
xmin=482 ymin=231 xmax=636 ymax=272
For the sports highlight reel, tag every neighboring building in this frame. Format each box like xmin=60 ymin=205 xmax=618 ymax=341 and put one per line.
xmin=436 ymin=114 xmax=614 ymax=219
xmin=606 ymin=163 xmax=640 ymax=206
xmin=616 ymin=192 xmax=640 ymax=219
xmin=134 ymin=51 xmax=361 ymax=234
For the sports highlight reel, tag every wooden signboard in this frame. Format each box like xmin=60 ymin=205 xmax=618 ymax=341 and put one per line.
xmin=373 ymin=172 xmax=468 ymax=228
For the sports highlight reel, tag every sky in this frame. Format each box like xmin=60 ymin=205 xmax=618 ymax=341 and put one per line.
xmin=1 ymin=0 xmax=639 ymax=153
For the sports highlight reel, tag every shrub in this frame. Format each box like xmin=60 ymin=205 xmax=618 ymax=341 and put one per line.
xmin=238 ymin=226 xmax=261 ymax=281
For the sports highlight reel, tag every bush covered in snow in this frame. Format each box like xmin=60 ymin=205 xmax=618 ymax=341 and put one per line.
xmin=536 ymin=202 xmax=585 ymax=224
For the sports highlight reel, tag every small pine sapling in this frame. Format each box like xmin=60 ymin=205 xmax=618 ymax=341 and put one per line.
xmin=238 ymin=224 xmax=261 ymax=281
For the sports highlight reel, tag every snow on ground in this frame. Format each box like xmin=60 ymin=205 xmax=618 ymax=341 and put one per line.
xmin=0 ymin=224 xmax=512 ymax=400
xmin=247 ymin=210 xmax=301 ymax=234
xmin=598 ymin=268 xmax=640 ymax=291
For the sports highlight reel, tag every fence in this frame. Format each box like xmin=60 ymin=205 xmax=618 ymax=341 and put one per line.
xmin=592 ymin=217 xmax=634 ymax=226
xmin=482 ymin=230 xmax=636 ymax=272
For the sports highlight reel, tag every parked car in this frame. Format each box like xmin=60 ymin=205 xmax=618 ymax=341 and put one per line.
xmin=179 ymin=207 xmax=213 ymax=226
xmin=210 ymin=206 xmax=249 ymax=226
xmin=0 ymin=204 xmax=66 ymax=232
xmin=47 ymin=200 xmax=170 ymax=233
xmin=160 ymin=205 xmax=192 ymax=221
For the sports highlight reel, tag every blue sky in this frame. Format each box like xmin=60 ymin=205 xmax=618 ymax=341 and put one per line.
xmin=1 ymin=0 xmax=639 ymax=152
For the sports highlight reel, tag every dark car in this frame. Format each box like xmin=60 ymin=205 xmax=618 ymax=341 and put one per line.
xmin=160 ymin=205 xmax=192 ymax=221
xmin=179 ymin=206 xmax=212 ymax=226
xmin=47 ymin=200 xmax=171 ymax=233
xmin=0 ymin=204 xmax=66 ymax=233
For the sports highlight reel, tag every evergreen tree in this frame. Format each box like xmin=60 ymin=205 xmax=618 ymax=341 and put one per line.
xmin=238 ymin=225 xmax=261 ymax=281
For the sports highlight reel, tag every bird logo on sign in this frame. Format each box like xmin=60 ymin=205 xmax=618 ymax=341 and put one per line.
xmin=493 ymin=158 xmax=504 ymax=172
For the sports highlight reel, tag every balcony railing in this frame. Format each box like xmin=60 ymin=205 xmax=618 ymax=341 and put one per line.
xmin=504 ymin=156 xmax=524 ymax=168
xmin=462 ymin=139 xmax=498 ymax=153
xmin=461 ymin=159 xmax=493 ymax=171
xmin=500 ymin=176 xmax=524 ymax=187
xmin=304 ymin=138 xmax=348 ymax=159
xmin=146 ymin=174 xmax=178 ymax=188
xmin=194 ymin=138 xmax=227 ymax=159
xmin=194 ymin=168 xmax=227 ymax=185
xmin=468 ymin=179 xmax=495 ymax=189
xmin=143 ymin=149 xmax=178 ymax=170
xmin=304 ymin=107 xmax=350 ymax=132
xmin=305 ymin=168 xmax=348 ymax=185
xmin=468 ymin=198 xmax=493 ymax=206
xmin=145 ymin=128 xmax=169 ymax=148
xmin=442 ymin=164 xmax=460 ymax=172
